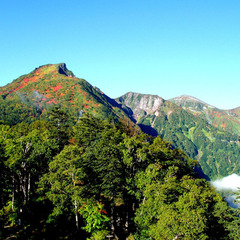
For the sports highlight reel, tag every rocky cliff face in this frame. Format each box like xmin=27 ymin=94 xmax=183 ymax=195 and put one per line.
xmin=116 ymin=92 xmax=164 ymax=121
xmin=58 ymin=63 xmax=75 ymax=77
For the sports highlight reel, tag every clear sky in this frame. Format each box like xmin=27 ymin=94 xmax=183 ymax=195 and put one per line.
xmin=1 ymin=0 xmax=239 ymax=109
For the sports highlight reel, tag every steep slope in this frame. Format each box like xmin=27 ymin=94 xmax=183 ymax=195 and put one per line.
xmin=0 ymin=63 xmax=129 ymax=125
xmin=2 ymin=65 xmax=240 ymax=181
xmin=116 ymin=92 xmax=240 ymax=180
xmin=170 ymin=95 xmax=240 ymax=135
xmin=117 ymin=92 xmax=164 ymax=119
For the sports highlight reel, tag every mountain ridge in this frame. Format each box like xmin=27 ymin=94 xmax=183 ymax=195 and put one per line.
xmin=169 ymin=94 xmax=215 ymax=109
xmin=1 ymin=63 xmax=240 ymax=180
xmin=169 ymin=94 xmax=240 ymax=135
xmin=116 ymin=92 xmax=240 ymax=179
xmin=0 ymin=63 xmax=133 ymax=126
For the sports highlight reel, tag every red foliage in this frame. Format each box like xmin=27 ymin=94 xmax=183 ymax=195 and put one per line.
xmin=69 ymin=138 xmax=77 ymax=145
xmin=83 ymin=105 xmax=90 ymax=109
xmin=101 ymin=210 xmax=107 ymax=214
xmin=51 ymin=85 xmax=63 ymax=91
xmin=45 ymin=94 xmax=52 ymax=98
xmin=35 ymin=69 xmax=41 ymax=74
xmin=46 ymin=99 xmax=56 ymax=104
xmin=6 ymin=75 xmax=40 ymax=95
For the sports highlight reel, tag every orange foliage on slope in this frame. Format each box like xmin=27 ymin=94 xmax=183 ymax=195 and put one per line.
xmin=51 ymin=85 xmax=63 ymax=91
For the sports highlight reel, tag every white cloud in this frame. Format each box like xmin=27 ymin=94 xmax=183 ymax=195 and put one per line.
xmin=211 ymin=173 xmax=240 ymax=191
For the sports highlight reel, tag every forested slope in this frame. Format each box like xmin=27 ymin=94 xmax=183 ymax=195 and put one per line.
xmin=117 ymin=92 xmax=240 ymax=180
xmin=1 ymin=65 xmax=240 ymax=239
xmin=1 ymin=113 xmax=239 ymax=239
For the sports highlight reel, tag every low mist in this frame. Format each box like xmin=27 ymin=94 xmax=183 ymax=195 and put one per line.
xmin=212 ymin=173 xmax=240 ymax=191
xmin=211 ymin=173 xmax=240 ymax=208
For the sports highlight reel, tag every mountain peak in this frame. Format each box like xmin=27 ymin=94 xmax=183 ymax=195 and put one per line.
xmin=57 ymin=63 xmax=75 ymax=77
xmin=0 ymin=63 xmax=134 ymax=125
xmin=33 ymin=63 xmax=75 ymax=77
xmin=170 ymin=95 xmax=215 ymax=108
xmin=116 ymin=92 xmax=165 ymax=122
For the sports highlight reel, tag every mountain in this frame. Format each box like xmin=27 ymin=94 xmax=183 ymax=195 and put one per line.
xmin=169 ymin=95 xmax=240 ymax=135
xmin=0 ymin=63 xmax=131 ymax=125
xmin=2 ymin=64 xmax=240 ymax=239
xmin=116 ymin=92 xmax=240 ymax=180
xmin=1 ymin=64 xmax=240 ymax=180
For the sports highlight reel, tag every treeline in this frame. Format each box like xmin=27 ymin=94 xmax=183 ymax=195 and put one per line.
xmin=0 ymin=109 xmax=240 ymax=239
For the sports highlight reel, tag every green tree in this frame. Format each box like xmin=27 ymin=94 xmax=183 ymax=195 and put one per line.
xmin=48 ymin=106 xmax=71 ymax=152
xmin=2 ymin=121 xmax=58 ymax=224
xmin=39 ymin=142 xmax=111 ymax=238
xmin=135 ymin=166 xmax=233 ymax=240
xmin=0 ymin=125 xmax=11 ymax=209
xmin=39 ymin=145 xmax=84 ymax=230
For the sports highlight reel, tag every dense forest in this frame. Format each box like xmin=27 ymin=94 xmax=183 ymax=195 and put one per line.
xmin=1 ymin=108 xmax=240 ymax=239
xmin=2 ymin=63 xmax=240 ymax=183
xmin=1 ymin=64 xmax=240 ymax=239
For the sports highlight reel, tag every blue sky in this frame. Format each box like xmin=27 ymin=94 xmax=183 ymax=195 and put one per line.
xmin=1 ymin=0 xmax=239 ymax=109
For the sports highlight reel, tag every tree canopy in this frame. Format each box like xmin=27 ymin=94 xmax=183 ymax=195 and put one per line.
xmin=0 ymin=113 xmax=239 ymax=239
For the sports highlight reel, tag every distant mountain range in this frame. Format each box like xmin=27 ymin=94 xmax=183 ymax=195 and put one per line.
xmin=116 ymin=92 xmax=240 ymax=179
xmin=1 ymin=63 xmax=240 ymax=180
xmin=169 ymin=95 xmax=240 ymax=135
